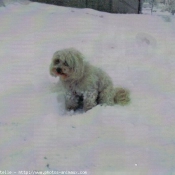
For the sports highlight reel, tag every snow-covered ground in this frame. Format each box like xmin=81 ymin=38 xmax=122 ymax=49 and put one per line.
xmin=0 ymin=1 xmax=175 ymax=175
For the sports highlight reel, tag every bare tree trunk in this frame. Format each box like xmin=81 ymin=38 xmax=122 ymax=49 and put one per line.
xmin=151 ymin=0 xmax=154 ymax=14
xmin=138 ymin=0 xmax=143 ymax=14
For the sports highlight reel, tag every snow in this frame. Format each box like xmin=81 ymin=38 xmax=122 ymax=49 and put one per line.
xmin=0 ymin=1 xmax=175 ymax=174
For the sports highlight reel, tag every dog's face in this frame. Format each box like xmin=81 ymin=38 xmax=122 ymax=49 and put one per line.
xmin=50 ymin=48 xmax=84 ymax=81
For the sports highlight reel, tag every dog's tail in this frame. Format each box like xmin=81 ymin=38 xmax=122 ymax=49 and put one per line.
xmin=114 ymin=87 xmax=130 ymax=106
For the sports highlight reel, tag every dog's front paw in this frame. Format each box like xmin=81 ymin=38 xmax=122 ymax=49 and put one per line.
xmin=114 ymin=88 xmax=130 ymax=105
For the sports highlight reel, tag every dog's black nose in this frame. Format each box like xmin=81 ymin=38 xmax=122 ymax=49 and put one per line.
xmin=56 ymin=68 xmax=62 ymax=73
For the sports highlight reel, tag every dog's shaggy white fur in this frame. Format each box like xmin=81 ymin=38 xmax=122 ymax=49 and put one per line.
xmin=50 ymin=48 xmax=130 ymax=111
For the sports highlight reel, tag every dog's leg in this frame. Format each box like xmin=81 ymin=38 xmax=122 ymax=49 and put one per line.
xmin=65 ymin=92 xmax=79 ymax=111
xmin=83 ymin=91 xmax=98 ymax=111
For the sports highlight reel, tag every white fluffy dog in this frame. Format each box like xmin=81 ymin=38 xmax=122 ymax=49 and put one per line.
xmin=50 ymin=48 xmax=130 ymax=112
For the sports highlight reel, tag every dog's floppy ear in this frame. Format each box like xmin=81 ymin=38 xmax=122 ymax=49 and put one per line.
xmin=67 ymin=48 xmax=85 ymax=78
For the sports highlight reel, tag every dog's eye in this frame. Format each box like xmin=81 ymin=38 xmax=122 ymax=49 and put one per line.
xmin=54 ymin=59 xmax=60 ymax=64
xmin=64 ymin=61 xmax=68 ymax=66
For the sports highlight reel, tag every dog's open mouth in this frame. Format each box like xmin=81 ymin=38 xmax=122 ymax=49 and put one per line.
xmin=53 ymin=68 xmax=67 ymax=78
xmin=56 ymin=72 xmax=66 ymax=76
xmin=58 ymin=73 xmax=68 ymax=79
xmin=56 ymin=72 xmax=67 ymax=77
